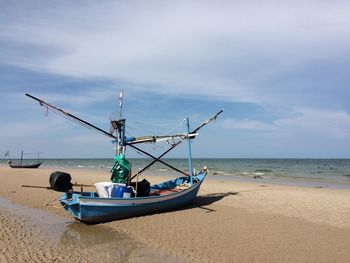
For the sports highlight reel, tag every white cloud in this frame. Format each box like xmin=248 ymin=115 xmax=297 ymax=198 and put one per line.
xmin=222 ymin=119 xmax=275 ymax=130
xmin=31 ymin=89 xmax=119 ymax=107
xmin=223 ymin=108 xmax=350 ymax=140
xmin=275 ymin=108 xmax=350 ymax=140
xmin=1 ymin=1 xmax=349 ymax=105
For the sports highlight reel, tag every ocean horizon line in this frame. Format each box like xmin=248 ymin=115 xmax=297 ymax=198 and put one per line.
xmin=3 ymin=157 xmax=350 ymax=160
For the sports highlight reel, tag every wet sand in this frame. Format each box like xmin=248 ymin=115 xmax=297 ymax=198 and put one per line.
xmin=0 ymin=165 xmax=350 ymax=262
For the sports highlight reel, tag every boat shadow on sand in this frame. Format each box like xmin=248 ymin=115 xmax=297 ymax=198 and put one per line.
xmin=191 ymin=191 xmax=238 ymax=212
xmin=190 ymin=187 xmax=270 ymax=213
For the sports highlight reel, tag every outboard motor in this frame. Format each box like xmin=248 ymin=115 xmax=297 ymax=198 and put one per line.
xmin=49 ymin=171 xmax=73 ymax=192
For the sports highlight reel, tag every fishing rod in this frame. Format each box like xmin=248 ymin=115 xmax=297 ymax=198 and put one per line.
xmin=25 ymin=93 xmax=116 ymax=140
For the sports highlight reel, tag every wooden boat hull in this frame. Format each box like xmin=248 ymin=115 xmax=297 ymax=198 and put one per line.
xmin=59 ymin=172 xmax=206 ymax=223
xmin=9 ymin=162 xmax=43 ymax=169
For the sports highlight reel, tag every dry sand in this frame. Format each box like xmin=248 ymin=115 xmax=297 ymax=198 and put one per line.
xmin=0 ymin=165 xmax=350 ymax=262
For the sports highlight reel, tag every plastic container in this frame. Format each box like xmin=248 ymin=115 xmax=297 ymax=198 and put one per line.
xmin=109 ymin=183 xmax=126 ymax=198
xmin=116 ymin=186 xmax=135 ymax=198
xmin=95 ymin=182 xmax=126 ymax=198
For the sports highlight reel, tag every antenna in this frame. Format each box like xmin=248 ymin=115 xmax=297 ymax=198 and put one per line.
xmin=119 ymin=90 xmax=123 ymax=119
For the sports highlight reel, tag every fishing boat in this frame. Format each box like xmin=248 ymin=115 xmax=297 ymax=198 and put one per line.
xmin=58 ymin=171 xmax=207 ymax=223
xmin=24 ymin=93 xmax=223 ymax=223
xmin=7 ymin=150 xmax=43 ymax=169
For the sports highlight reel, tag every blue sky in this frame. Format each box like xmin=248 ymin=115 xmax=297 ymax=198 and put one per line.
xmin=1 ymin=0 xmax=350 ymax=158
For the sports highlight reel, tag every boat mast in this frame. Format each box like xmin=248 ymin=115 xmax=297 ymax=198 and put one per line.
xmin=116 ymin=91 xmax=125 ymax=156
xmin=186 ymin=117 xmax=193 ymax=185
xmin=111 ymin=119 xmax=126 ymax=156
xmin=21 ymin=150 xmax=23 ymax=165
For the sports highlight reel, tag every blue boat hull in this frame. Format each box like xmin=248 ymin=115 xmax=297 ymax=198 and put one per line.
xmin=59 ymin=172 xmax=206 ymax=223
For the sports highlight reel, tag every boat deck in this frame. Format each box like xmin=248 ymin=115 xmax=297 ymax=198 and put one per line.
xmin=149 ymin=188 xmax=181 ymax=196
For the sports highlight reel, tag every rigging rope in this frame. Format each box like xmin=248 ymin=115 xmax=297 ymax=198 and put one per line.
xmin=44 ymin=105 xmax=112 ymax=138
xmin=126 ymin=118 xmax=185 ymax=136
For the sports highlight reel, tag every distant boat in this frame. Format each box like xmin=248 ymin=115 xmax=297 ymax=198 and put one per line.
xmin=8 ymin=150 xmax=43 ymax=169
xmin=9 ymin=161 xmax=43 ymax=169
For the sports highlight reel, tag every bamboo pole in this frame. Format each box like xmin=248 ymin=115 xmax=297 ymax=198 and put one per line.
xmin=22 ymin=183 xmax=95 ymax=190
xmin=21 ymin=185 xmax=51 ymax=189
xmin=186 ymin=117 xmax=193 ymax=185
xmin=135 ymin=169 xmax=140 ymax=197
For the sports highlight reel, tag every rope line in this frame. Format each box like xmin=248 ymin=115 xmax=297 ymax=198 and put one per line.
xmin=1 ymin=196 xmax=61 ymax=214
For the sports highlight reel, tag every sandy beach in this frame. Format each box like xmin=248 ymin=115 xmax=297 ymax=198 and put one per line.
xmin=0 ymin=165 xmax=350 ymax=262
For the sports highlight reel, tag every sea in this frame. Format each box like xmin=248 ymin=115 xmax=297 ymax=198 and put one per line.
xmin=2 ymin=158 xmax=350 ymax=189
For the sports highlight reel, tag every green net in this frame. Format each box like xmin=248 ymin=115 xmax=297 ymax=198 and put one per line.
xmin=110 ymin=154 xmax=131 ymax=184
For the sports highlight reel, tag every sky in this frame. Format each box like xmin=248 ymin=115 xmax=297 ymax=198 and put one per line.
xmin=0 ymin=0 xmax=350 ymax=159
